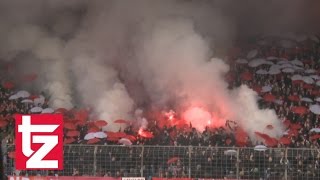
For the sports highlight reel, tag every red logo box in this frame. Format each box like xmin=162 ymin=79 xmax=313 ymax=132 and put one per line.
xmin=15 ymin=114 xmax=63 ymax=170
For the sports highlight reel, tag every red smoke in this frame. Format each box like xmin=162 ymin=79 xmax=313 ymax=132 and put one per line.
xmin=182 ymin=106 xmax=226 ymax=131
xmin=147 ymin=106 xmax=227 ymax=132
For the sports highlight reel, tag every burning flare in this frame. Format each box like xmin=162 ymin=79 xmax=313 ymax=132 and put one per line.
xmin=183 ymin=106 xmax=226 ymax=131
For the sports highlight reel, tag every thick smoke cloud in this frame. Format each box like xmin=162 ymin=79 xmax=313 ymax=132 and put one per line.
xmin=0 ymin=23 xmax=73 ymax=109
xmin=232 ymin=86 xmax=284 ymax=138
xmin=130 ymin=17 xmax=283 ymax=138
xmin=0 ymin=0 xmax=319 ymax=134
xmin=131 ymin=18 xmax=234 ymax=118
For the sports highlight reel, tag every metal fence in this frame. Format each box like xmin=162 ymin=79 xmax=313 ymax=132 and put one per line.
xmin=2 ymin=145 xmax=320 ymax=180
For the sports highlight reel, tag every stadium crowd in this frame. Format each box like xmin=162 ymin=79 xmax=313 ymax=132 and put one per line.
xmin=1 ymin=34 xmax=320 ymax=179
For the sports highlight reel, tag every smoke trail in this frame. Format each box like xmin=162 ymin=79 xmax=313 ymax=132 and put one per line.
xmin=62 ymin=1 xmax=136 ymax=130
xmin=33 ymin=37 xmax=73 ymax=109
xmin=134 ymin=109 xmax=148 ymax=130
xmin=67 ymin=52 xmax=134 ymax=130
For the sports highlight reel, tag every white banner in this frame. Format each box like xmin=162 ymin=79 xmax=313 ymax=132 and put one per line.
xmin=122 ymin=178 xmax=145 ymax=180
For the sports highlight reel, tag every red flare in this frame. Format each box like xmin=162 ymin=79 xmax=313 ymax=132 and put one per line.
xmin=172 ymin=119 xmax=187 ymax=127
xmin=138 ymin=129 xmax=154 ymax=138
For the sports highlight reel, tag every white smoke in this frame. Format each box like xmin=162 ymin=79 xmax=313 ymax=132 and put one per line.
xmin=134 ymin=109 xmax=148 ymax=130
xmin=33 ymin=37 xmax=73 ymax=109
xmin=0 ymin=24 xmax=73 ymax=110
xmin=0 ymin=0 xmax=298 ymax=137
xmin=0 ymin=24 xmax=45 ymax=61
xmin=232 ymin=86 xmax=284 ymax=138
xmin=183 ymin=107 xmax=213 ymax=132
xmin=131 ymin=18 xmax=284 ymax=138
xmin=97 ymin=83 xmax=135 ymax=131
xmin=68 ymin=54 xmax=134 ymax=131
xmin=133 ymin=19 xmax=230 ymax=107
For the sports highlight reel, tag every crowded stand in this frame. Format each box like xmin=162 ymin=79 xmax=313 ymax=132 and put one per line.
xmin=1 ymin=34 xmax=320 ymax=179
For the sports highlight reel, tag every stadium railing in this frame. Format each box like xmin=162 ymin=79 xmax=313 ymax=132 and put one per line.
xmin=2 ymin=144 xmax=320 ymax=180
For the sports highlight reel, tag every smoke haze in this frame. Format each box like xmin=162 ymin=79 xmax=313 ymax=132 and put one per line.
xmin=0 ymin=0 xmax=319 ymax=135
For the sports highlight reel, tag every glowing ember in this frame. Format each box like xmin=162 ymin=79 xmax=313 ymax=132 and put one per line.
xmin=183 ymin=107 xmax=212 ymax=131
xmin=138 ymin=128 xmax=154 ymax=138
xmin=164 ymin=110 xmax=176 ymax=121
xmin=183 ymin=107 xmax=225 ymax=131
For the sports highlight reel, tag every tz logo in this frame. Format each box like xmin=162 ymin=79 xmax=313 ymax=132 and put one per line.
xmin=15 ymin=114 xmax=63 ymax=170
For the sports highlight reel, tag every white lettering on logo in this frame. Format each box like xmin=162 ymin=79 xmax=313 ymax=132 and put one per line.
xmin=18 ymin=115 xmax=59 ymax=168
